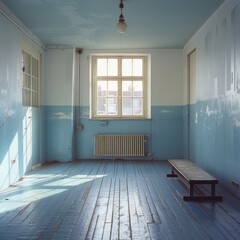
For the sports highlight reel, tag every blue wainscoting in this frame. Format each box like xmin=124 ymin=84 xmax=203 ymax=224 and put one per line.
xmin=0 ymin=103 xmax=42 ymax=191
xmin=151 ymin=106 xmax=183 ymax=159
xmin=186 ymin=96 xmax=240 ymax=198
xmin=44 ymin=105 xmax=74 ymax=162
xmin=44 ymin=105 xmax=184 ymax=161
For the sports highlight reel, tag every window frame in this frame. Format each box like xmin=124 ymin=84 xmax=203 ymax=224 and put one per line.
xmin=90 ymin=54 xmax=150 ymax=120
xmin=21 ymin=40 xmax=41 ymax=108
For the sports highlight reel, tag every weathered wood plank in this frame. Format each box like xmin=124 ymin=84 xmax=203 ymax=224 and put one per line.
xmin=69 ymin=178 xmax=103 ymax=240
xmin=128 ymin=176 xmax=151 ymax=239
xmin=110 ymin=177 xmax=120 ymax=240
xmin=0 ymin=160 xmax=240 ymax=240
xmin=119 ymin=177 xmax=131 ymax=240
xmin=88 ymin=177 xmax=111 ymax=239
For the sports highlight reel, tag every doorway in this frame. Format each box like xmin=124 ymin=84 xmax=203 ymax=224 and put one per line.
xmin=187 ymin=49 xmax=196 ymax=159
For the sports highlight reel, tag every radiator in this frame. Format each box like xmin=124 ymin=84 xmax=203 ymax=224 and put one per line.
xmin=94 ymin=134 xmax=146 ymax=157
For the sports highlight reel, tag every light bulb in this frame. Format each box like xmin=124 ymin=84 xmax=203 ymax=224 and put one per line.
xmin=117 ymin=21 xmax=127 ymax=33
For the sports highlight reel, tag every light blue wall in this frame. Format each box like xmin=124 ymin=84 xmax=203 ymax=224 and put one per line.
xmin=183 ymin=0 xmax=240 ymax=198
xmin=43 ymin=105 xmax=183 ymax=160
xmin=0 ymin=4 xmax=45 ymax=191
xmin=43 ymin=49 xmax=184 ymax=161
xmin=44 ymin=49 xmax=75 ymax=162
xmin=73 ymin=106 xmax=183 ymax=159
xmin=44 ymin=105 xmax=74 ymax=162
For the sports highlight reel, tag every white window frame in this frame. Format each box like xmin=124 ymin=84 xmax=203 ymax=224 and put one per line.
xmin=21 ymin=40 xmax=41 ymax=108
xmin=90 ymin=54 xmax=151 ymax=119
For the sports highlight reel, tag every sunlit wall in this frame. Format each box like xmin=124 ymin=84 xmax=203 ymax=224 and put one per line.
xmin=0 ymin=2 xmax=45 ymax=191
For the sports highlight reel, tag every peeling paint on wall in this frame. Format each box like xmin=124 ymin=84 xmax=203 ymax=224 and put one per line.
xmin=234 ymin=118 xmax=240 ymax=127
xmin=184 ymin=0 xmax=240 ymax=198
xmin=51 ymin=112 xmax=73 ymax=120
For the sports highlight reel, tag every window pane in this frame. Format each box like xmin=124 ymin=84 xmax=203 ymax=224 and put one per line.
xmin=22 ymin=89 xmax=31 ymax=106
xmin=23 ymin=74 xmax=27 ymax=88
xmin=122 ymin=59 xmax=132 ymax=76
xmin=97 ymin=81 xmax=107 ymax=97
xmin=26 ymin=75 xmax=31 ymax=89
xmin=133 ymin=98 xmax=143 ymax=115
xmin=108 ymin=59 xmax=118 ymax=76
xmin=97 ymin=59 xmax=107 ymax=76
xmin=26 ymin=53 xmax=31 ymax=74
xmin=122 ymin=81 xmax=132 ymax=97
xmin=107 ymin=98 xmax=118 ymax=115
xmin=133 ymin=81 xmax=143 ymax=97
xmin=32 ymin=77 xmax=38 ymax=91
xmin=32 ymin=92 xmax=38 ymax=107
xmin=97 ymin=98 xmax=107 ymax=115
xmin=133 ymin=59 xmax=143 ymax=76
xmin=108 ymin=81 xmax=118 ymax=97
xmin=122 ymin=98 xmax=132 ymax=115
xmin=32 ymin=57 xmax=38 ymax=77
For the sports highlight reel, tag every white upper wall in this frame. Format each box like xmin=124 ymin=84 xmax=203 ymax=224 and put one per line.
xmin=44 ymin=48 xmax=74 ymax=106
xmin=183 ymin=0 xmax=239 ymax=104
xmin=78 ymin=49 xmax=183 ymax=107
xmin=45 ymin=48 xmax=183 ymax=107
xmin=151 ymin=49 xmax=183 ymax=106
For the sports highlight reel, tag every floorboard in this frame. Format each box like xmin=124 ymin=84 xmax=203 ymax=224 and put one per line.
xmin=0 ymin=160 xmax=240 ymax=239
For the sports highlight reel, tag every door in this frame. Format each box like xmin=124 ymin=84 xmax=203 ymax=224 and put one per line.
xmin=188 ymin=49 xmax=196 ymax=159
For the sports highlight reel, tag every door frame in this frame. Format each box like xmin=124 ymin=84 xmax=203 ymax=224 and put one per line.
xmin=187 ymin=48 xmax=196 ymax=159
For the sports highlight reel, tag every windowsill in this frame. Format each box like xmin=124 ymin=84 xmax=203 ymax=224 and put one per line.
xmin=90 ymin=117 xmax=151 ymax=121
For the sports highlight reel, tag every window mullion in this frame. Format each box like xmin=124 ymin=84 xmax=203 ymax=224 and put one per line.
xmin=118 ymin=56 xmax=122 ymax=117
xmin=129 ymin=58 xmax=133 ymax=116
xmin=106 ymin=77 xmax=109 ymax=116
xmin=31 ymin=56 xmax=33 ymax=106
xmin=143 ymin=56 xmax=147 ymax=117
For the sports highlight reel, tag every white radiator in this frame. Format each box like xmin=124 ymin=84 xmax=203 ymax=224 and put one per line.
xmin=94 ymin=134 xmax=145 ymax=157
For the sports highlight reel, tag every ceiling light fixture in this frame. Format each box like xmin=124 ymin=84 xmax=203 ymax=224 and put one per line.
xmin=117 ymin=0 xmax=127 ymax=33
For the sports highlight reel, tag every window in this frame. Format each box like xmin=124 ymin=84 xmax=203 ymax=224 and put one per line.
xmin=91 ymin=55 xmax=150 ymax=119
xmin=22 ymin=41 xmax=41 ymax=107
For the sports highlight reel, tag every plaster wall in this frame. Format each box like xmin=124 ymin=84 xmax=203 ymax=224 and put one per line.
xmin=183 ymin=0 xmax=240 ymax=197
xmin=0 ymin=2 xmax=45 ymax=191
xmin=44 ymin=48 xmax=184 ymax=160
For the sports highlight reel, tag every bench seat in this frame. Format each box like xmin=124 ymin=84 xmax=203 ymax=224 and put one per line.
xmin=167 ymin=159 xmax=223 ymax=201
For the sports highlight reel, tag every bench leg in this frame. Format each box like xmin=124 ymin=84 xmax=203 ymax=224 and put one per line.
xmin=166 ymin=168 xmax=178 ymax=177
xmin=189 ymin=183 xmax=194 ymax=196
xmin=184 ymin=183 xmax=223 ymax=202
xmin=211 ymin=183 xmax=215 ymax=197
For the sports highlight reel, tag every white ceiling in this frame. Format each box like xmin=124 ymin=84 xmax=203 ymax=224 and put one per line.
xmin=1 ymin=0 xmax=225 ymax=49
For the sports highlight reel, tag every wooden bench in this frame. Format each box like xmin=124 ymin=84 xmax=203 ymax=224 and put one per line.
xmin=167 ymin=159 xmax=223 ymax=201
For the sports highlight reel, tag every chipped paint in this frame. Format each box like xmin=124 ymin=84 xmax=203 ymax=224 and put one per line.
xmin=160 ymin=110 xmax=174 ymax=113
xmin=51 ymin=112 xmax=73 ymax=120
xmin=234 ymin=118 xmax=240 ymax=127
xmin=206 ymin=105 xmax=216 ymax=117
xmin=184 ymin=0 xmax=240 ymax=199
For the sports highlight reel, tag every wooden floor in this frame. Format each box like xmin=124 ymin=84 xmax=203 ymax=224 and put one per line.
xmin=0 ymin=160 xmax=240 ymax=240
